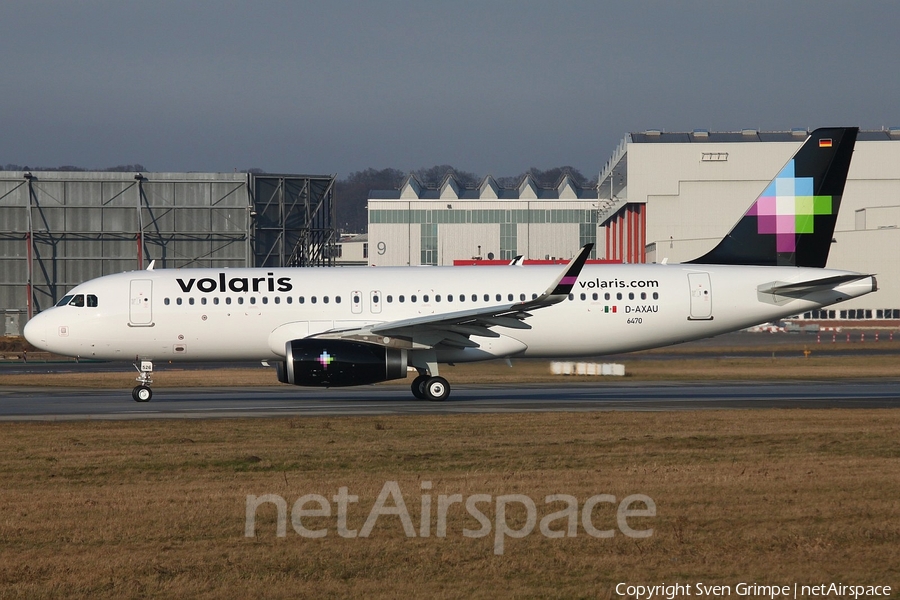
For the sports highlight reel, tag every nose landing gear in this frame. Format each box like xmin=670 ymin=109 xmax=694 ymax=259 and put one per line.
xmin=132 ymin=360 xmax=154 ymax=402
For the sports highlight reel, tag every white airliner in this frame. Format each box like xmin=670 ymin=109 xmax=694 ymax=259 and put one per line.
xmin=24 ymin=128 xmax=876 ymax=402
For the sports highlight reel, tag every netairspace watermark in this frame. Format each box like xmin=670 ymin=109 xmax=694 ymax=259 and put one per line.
xmin=615 ymin=582 xmax=893 ymax=600
xmin=245 ymin=480 xmax=655 ymax=555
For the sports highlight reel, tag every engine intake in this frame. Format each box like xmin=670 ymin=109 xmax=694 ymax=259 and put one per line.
xmin=277 ymin=340 xmax=407 ymax=387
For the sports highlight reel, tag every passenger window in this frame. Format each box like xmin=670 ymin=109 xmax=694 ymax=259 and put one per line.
xmin=592 ymin=293 xmax=598 ymax=301
xmin=520 ymin=294 xmax=526 ymax=301
xmin=605 ymin=293 xmax=611 ymax=301
xmin=164 ymin=298 xmax=170 ymax=306
xmin=616 ymin=293 xmax=622 ymax=300
xmin=483 ymin=294 xmax=489 ymax=302
xmin=580 ymin=293 xmax=586 ymax=300
xmin=311 ymin=297 xmax=317 ymax=304
xmin=628 ymin=292 xmax=634 ymax=300
xmin=640 ymin=292 xmax=646 ymax=300
xmin=568 ymin=294 xmax=574 ymax=301
xmin=653 ymin=292 xmax=659 ymax=300
xmin=532 ymin=293 xmax=538 ymax=300
xmin=274 ymin=297 xmax=280 ymax=304
xmin=189 ymin=298 xmax=195 ymax=305
xmin=496 ymin=294 xmax=501 ymax=301
xmin=299 ymin=297 xmax=304 ymax=304
xmin=250 ymin=297 xmax=256 ymax=305
xmin=177 ymin=298 xmax=183 ymax=306
xmin=238 ymin=297 xmax=244 ymax=305
xmin=201 ymin=297 xmax=208 ymax=305
xmin=447 ymin=295 xmax=453 ymax=302
xmin=286 ymin=297 xmax=292 ymax=304
xmin=323 ymin=296 xmax=329 ymax=304
xmin=435 ymin=295 xmax=440 ymax=302
xmin=226 ymin=297 xmax=232 ymax=305
xmin=411 ymin=295 xmax=417 ymax=302
xmin=261 ymin=297 xmax=267 ymax=304
xmin=472 ymin=294 xmax=477 ymax=302
xmin=214 ymin=297 xmax=220 ymax=305
xmin=87 ymin=294 xmax=98 ymax=307
xmin=423 ymin=295 xmax=429 ymax=302
xmin=335 ymin=296 xmax=341 ymax=304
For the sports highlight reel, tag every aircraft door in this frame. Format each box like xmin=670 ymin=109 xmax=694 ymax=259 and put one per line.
xmin=687 ymin=272 xmax=713 ymax=320
xmin=370 ymin=290 xmax=382 ymax=314
xmin=351 ymin=291 xmax=362 ymax=314
xmin=129 ymin=279 xmax=153 ymax=326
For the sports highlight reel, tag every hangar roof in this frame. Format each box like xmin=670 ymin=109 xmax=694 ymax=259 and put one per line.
xmin=630 ymin=128 xmax=900 ymax=143
xmin=369 ymin=173 xmax=596 ymax=201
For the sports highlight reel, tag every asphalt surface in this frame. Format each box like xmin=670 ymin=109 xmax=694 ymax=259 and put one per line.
xmin=1 ymin=380 xmax=899 ymax=420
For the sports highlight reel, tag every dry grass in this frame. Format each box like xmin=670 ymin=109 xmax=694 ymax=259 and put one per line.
xmin=2 ymin=353 xmax=900 ymax=388
xmin=1 ymin=411 xmax=898 ymax=598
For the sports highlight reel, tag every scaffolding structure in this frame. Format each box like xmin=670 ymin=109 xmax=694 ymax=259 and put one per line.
xmin=250 ymin=174 xmax=336 ymax=268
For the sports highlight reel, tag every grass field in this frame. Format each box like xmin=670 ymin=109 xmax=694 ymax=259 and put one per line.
xmin=1 ymin=410 xmax=898 ymax=598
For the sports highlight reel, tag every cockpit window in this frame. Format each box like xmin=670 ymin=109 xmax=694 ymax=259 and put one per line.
xmin=56 ymin=293 xmax=98 ymax=307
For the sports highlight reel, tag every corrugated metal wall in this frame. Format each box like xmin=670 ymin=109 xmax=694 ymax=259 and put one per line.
xmin=0 ymin=171 xmax=335 ymax=331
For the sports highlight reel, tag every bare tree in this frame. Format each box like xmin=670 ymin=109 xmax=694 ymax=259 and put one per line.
xmin=336 ymin=168 xmax=406 ymax=233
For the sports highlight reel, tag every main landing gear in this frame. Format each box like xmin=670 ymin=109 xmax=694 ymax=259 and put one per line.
xmin=411 ymin=374 xmax=450 ymax=401
xmin=410 ymin=355 xmax=450 ymax=401
xmin=132 ymin=360 xmax=153 ymax=402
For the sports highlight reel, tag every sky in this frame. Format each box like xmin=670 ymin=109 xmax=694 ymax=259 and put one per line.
xmin=2 ymin=1 xmax=898 ymax=179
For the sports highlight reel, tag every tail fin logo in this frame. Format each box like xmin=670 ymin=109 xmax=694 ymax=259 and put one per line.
xmin=689 ymin=127 xmax=857 ymax=267
xmin=745 ymin=160 xmax=833 ymax=253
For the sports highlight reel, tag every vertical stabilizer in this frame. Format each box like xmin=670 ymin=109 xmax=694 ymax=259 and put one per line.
xmin=689 ymin=127 xmax=857 ymax=267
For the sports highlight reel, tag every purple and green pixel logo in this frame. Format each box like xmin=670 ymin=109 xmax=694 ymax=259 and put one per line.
xmin=317 ymin=351 xmax=334 ymax=369
xmin=746 ymin=160 xmax=832 ymax=252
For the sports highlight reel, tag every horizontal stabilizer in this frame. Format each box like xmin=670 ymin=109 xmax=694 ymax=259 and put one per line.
xmin=758 ymin=274 xmax=872 ymax=296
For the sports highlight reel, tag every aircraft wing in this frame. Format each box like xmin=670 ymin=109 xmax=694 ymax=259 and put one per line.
xmin=312 ymin=244 xmax=593 ymax=349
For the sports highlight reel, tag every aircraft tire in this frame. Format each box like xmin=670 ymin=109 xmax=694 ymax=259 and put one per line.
xmin=132 ymin=385 xmax=152 ymax=402
xmin=424 ymin=376 xmax=450 ymax=402
xmin=411 ymin=375 xmax=429 ymax=400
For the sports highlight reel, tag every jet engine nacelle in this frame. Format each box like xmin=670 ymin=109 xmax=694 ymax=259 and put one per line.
xmin=276 ymin=340 xmax=408 ymax=387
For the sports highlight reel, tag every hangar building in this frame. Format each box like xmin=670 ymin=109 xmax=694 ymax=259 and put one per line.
xmin=368 ymin=173 xmax=600 ymax=266
xmin=1 ymin=171 xmax=335 ymax=335
xmin=367 ymin=129 xmax=900 ymax=322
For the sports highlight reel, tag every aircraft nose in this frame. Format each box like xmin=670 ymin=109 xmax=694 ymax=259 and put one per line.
xmin=23 ymin=314 xmax=49 ymax=351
